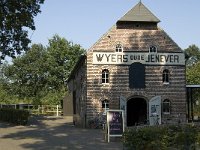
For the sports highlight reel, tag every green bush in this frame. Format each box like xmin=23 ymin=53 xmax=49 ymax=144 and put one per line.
xmin=0 ymin=108 xmax=30 ymax=125
xmin=123 ymin=125 xmax=200 ymax=150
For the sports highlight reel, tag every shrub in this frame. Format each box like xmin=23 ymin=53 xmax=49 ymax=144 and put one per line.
xmin=123 ymin=124 xmax=200 ymax=150
xmin=0 ymin=108 xmax=30 ymax=125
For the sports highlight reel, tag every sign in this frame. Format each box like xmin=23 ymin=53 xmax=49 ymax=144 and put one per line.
xmin=93 ymin=52 xmax=185 ymax=65
xmin=149 ymin=96 xmax=161 ymax=125
xmin=107 ymin=110 xmax=124 ymax=142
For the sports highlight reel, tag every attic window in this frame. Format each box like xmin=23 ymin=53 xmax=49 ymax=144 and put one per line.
xmin=116 ymin=44 xmax=123 ymax=52
xmin=149 ymin=45 xmax=157 ymax=53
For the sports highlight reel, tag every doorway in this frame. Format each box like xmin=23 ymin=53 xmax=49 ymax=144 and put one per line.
xmin=127 ymin=97 xmax=147 ymax=126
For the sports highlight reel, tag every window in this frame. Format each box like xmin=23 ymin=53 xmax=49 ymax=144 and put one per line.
xmin=102 ymin=100 xmax=109 ymax=114
xmin=149 ymin=45 xmax=157 ymax=53
xmin=129 ymin=63 xmax=145 ymax=88
xmin=163 ymin=69 xmax=169 ymax=84
xmin=102 ymin=69 xmax=109 ymax=83
xmin=102 ymin=100 xmax=109 ymax=109
xmin=163 ymin=99 xmax=171 ymax=114
xmin=116 ymin=44 xmax=123 ymax=52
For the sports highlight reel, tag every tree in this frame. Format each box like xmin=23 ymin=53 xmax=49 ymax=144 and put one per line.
xmin=186 ymin=62 xmax=200 ymax=84
xmin=185 ymin=44 xmax=200 ymax=66
xmin=3 ymin=35 xmax=85 ymax=105
xmin=0 ymin=0 xmax=44 ymax=62
xmin=4 ymin=44 xmax=48 ymax=104
xmin=46 ymin=35 xmax=85 ymax=91
xmin=0 ymin=62 xmax=18 ymax=104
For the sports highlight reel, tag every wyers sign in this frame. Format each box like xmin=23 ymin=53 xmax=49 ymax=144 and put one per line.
xmin=93 ymin=52 xmax=185 ymax=65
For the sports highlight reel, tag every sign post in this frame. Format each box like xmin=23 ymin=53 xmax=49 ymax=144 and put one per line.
xmin=106 ymin=110 xmax=124 ymax=142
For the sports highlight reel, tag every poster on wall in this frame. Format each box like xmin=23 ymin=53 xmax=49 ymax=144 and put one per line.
xmin=107 ymin=110 xmax=124 ymax=142
xmin=149 ymin=96 xmax=161 ymax=125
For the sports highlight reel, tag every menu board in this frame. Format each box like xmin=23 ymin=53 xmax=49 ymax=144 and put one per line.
xmin=107 ymin=110 xmax=124 ymax=142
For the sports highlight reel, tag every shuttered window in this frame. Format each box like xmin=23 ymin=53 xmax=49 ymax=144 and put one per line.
xmin=129 ymin=63 xmax=145 ymax=88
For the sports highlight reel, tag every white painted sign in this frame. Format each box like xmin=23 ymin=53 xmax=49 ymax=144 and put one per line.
xmin=149 ymin=96 xmax=161 ymax=125
xmin=93 ymin=52 xmax=185 ymax=65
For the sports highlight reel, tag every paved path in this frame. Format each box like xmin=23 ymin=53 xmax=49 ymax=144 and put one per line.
xmin=0 ymin=116 xmax=123 ymax=150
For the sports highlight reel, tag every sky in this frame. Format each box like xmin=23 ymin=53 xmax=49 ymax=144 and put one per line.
xmin=30 ymin=0 xmax=200 ymax=50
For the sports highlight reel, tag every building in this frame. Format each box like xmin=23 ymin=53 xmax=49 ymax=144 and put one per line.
xmin=66 ymin=2 xmax=186 ymax=127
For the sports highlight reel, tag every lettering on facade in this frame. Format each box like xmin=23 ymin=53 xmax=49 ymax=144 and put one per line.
xmin=93 ymin=52 xmax=185 ymax=65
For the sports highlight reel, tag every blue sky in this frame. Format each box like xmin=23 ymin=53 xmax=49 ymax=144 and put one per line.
xmin=30 ymin=0 xmax=200 ymax=50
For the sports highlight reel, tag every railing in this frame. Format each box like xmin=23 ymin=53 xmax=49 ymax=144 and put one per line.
xmin=0 ymin=104 xmax=63 ymax=116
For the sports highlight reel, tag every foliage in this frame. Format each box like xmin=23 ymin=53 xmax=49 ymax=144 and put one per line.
xmin=123 ymin=126 xmax=167 ymax=150
xmin=3 ymin=44 xmax=48 ymax=103
xmin=185 ymin=44 xmax=200 ymax=67
xmin=0 ymin=108 xmax=30 ymax=125
xmin=0 ymin=0 xmax=45 ymax=62
xmin=2 ymin=35 xmax=85 ymax=105
xmin=123 ymin=125 xmax=199 ymax=150
xmin=186 ymin=62 xmax=200 ymax=84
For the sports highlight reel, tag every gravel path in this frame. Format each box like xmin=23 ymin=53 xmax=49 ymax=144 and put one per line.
xmin=0 ymin=116 xmax=123 ymax=150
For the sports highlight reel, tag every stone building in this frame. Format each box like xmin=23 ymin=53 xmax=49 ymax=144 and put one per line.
xmin=66 ymin=2 xmax=186 ymax=127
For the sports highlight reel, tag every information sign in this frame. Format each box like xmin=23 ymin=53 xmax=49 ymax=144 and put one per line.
xmin=107 ymin=110 xmax=124 ymax=142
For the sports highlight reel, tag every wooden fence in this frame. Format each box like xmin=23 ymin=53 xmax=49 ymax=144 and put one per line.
xmin=0 ymin=104 xmax=63 ymax=116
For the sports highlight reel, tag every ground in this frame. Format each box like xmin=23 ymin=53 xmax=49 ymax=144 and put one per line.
xmin=0 ymin=115 xmax=123 ymax=150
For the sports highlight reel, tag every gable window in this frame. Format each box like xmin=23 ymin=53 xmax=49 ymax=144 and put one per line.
xmin=163 ymin=69 xmax=169 ymax=84
xmin=116 ymin=44 xmax=123 ymax=52
xmin=149 ymin=45 xmax=157 ymax=53
xmin=163 ymin=99 xmax=171 ymax=114
xmin=102 ymin=69 xmax=109 ymax=84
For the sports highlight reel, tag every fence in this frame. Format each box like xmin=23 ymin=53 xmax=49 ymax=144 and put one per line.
xmin=0 ymin=104 xmax=63 ymax=116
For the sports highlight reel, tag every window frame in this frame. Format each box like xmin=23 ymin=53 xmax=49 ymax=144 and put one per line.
xmin=102 ymin=99 xmax=109 ymax=115
xmin=149 ymin=45 xmax=157 ymax=53
xmin=115 ymin=44 xmax=123 ymax=52
xmin=163 ymin=69 xmax=170 ymax=84
xmin=102 ymin=69 xmax=109 ymax=84
xmin=162 ymin=99 xmax=171 ymax=115
xmin=102 ymin=99 xmax=109 ymax=109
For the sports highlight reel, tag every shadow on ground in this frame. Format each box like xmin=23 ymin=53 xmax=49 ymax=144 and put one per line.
xmin=0 ymin=115 xmax=123 ymax=150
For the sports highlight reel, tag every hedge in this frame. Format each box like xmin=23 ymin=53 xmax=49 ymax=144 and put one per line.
xmin=123 ymin=124 xmax=200 ymax=150
xmin=0 ymin=108 xmax=30 ymax=125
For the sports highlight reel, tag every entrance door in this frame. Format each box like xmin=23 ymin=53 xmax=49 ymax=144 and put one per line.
xmin=127 ymin=98 xmax=147 ymax=126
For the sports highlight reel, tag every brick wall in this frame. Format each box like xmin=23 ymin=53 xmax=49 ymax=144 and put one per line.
xmin=85 ymin=24 xmax=186 ymax=125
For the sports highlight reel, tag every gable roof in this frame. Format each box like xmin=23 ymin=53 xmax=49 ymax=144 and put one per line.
xmin=117 ymin=2 xmax=160 ymax=23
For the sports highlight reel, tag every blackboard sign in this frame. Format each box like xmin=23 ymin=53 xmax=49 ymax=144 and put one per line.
xmin=107 ymin=110 xmax=124 ymax=142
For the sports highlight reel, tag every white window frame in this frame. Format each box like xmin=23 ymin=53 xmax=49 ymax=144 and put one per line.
xmin=149 ymin=45 xmax=157 ymax=53
xmin=102 ymin=69 xmax=109 ymax=84
xmin=116 ymin=44 xmax=123 ymax=52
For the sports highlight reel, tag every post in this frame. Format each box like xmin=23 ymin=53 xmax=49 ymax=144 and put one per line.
xmin=42 ymin=105 xmax=44 ymax=114
xmin=104 ymin=102 xmax=107 ymax=114
xmin=56 ymin=105 xmax=59 ymax=117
